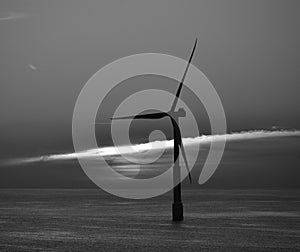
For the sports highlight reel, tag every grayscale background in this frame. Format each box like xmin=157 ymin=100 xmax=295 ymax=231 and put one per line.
xmin=0 ymin=1 xmax=299 ymax=251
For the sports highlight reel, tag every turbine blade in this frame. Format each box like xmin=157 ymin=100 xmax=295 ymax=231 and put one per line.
xmin=170 ymin=38 xmax=198 ymax=112
xmin=111 ymin=112 xmax=168 ymax=120
xmin=179 ymin=142 xmax=192 ymax=184
xmin=110 ymin=115 xmax=136 ymax=120
xmin=171 ymin=117 xmax=192 ymax=184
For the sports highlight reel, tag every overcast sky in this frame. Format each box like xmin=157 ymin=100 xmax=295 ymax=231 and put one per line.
xmin=0 ymin=0 xmax=299 ymax=188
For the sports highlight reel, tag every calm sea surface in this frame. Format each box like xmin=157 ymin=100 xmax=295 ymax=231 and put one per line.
xmin=0 ymin=189 xmax=299 ymax=251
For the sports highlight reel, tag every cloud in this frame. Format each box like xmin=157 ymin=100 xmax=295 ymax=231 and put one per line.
xmin=29 ymin=64 xmax=37 ymax=70
xmin=0 ymin=12 xmax=26 ymax=21
xmin=3 ymin=129 xmax=300 ymax=166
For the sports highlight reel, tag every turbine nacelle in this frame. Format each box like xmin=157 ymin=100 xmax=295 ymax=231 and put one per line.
xmin=168 ymin=108 xmax=186 ymax=119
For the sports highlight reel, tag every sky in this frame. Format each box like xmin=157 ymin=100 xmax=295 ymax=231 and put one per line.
xmin=0 ymin=0 xmax=299 ymax=189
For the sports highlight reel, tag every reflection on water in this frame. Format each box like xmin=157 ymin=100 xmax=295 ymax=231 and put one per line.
xmin=0 ymin=189 xmax=299 ymax=251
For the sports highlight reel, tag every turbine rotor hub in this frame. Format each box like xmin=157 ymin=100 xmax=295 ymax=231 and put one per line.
xmin=169 ymin=108 xmax=186 ymax=119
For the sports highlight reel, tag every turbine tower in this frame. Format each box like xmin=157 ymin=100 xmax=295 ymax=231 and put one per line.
xmin=111 ymin=39 xmax=198 ymax=221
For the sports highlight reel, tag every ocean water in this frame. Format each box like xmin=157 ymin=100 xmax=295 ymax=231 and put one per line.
xmin=0 ymin=189 xmax=299 ymax=251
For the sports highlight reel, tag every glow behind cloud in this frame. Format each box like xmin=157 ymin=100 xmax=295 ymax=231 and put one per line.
xmin=4 ymin=130 xmax=300 ymax=166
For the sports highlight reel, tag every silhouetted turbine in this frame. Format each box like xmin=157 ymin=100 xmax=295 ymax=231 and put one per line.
xmin=111 ymin=38 xmax=198 ymax=221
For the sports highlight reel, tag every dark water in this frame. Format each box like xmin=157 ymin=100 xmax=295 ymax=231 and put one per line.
xmin=0 ymin=189 xmax=299 ymax=251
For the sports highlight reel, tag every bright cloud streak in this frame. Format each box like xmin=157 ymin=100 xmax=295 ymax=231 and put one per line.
xmin=3 ymin=130 xmax=300 ymax=166
xmin=0 ymin=12 xmax=26 ymax=21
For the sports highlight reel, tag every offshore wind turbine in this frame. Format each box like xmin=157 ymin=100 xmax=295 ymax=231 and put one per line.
xmin=111 ymin=38 xmax=198 ymax=221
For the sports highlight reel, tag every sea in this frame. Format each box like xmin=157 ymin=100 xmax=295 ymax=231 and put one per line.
xmin=0 ymin=189 xmax=299 ymax=251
